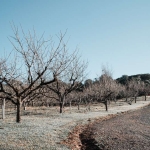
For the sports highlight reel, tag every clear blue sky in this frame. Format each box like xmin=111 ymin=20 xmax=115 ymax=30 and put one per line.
xmin=1 ymin=0 xmax=150 ymax=79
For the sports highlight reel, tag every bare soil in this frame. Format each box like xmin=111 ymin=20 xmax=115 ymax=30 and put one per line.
xmin=79 ymin=104 xmax=150 ymax=150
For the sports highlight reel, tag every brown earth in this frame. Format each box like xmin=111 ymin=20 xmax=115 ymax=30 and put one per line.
xmin=79 ymin=104 xmax=150 ymax=150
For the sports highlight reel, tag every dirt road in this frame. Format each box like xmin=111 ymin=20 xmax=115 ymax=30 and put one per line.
xmin=80 ymin=104 xmax=150 ymax=150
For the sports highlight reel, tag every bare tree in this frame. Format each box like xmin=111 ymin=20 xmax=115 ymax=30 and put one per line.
xmin=83 ymin=85 xmax=96 ymax=111
xmin=92 ymin=68 xmax=119 ymax=111
xmin=140 ymin=80 xmax=150 ymax=101
xmin=45 ymin=50 xmax=87 ymax=113
xmin=127 ymin=78 xmax=140 ymax=103
xmin=0 ymin=26 xmax=74 ymax=122
xmin=68 ymin=91 xmax=84 ymax=111
xmin=123 ymin=80 xmax=135 ymax=104
xmin=75 ymin=92 xmax=84 ymax=110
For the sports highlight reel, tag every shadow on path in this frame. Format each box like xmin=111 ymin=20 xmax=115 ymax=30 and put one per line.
xmin=79 ymin=132 xmax=102 ymax=150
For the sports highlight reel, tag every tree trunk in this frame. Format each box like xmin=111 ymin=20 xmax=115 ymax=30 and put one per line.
xmin=126 ymin=97 xmax=128 ymax=102
xmin=88 ymin=102 xmax=91 ymax=111
xmin=104 ymin=100 xmax=108 ymax=111
xmin=77 ymin=98 xmax=81 ymax=110
xmin=16 ymin=98 xmax=21 ymax=123
xmin=70 ymin=101 xmax=72 ymax=112
xmin=145 ymin=93 xmax=147 ymax=101
xmin=23 ymin=101 xmax=26 ymax=110
xmin=24 ymin=106 xmax=26 ymax=110
xmin=59 ymin=96 xmax=65 ymax=113
xmin=135 ymin=96 xmax=137 ymax=103
xmin=78 ymin=103 xmax=80 ymax=110
xmin=32 ymin=101 xmax=34 ymax=107
xmin=60 ymin=102 xmax=63 ymax=113
xmin=2 ymin=98 xmax=5 ymax=119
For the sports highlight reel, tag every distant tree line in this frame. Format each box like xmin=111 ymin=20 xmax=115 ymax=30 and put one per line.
xmin=116 ymin=74 xmax=150 ymax=85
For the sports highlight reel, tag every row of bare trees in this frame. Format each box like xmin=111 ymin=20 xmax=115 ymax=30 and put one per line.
xmin=1 ymin=26 xmax=150 ymax=123
xmin=123 ymin=77 xmax=150 ymax=104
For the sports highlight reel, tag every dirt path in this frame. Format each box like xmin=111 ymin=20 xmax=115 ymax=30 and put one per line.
xmin=61 ymin=97 xmax=150 ymax=149
xmin=79 ymin=104 xmax=150 ymax=150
